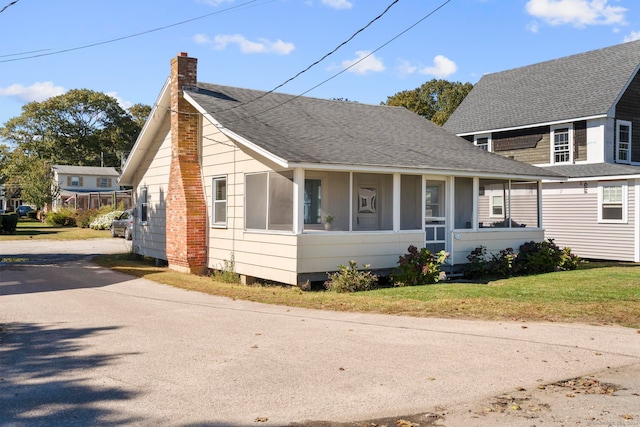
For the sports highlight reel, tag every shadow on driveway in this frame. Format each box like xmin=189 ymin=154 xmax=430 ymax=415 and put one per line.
xmin=0 ymin=322 xmax=141 ymax=426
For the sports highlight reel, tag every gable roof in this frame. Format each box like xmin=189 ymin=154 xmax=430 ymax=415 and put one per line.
xmin=52 ymin=165 xmax=119 ymax=176
xmin=182 ymin=83 xmax=559 ymax=179
xmin=443 ymin=40 xmax=640 ymax=135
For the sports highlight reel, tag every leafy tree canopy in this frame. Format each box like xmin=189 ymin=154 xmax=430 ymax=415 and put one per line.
xmin=384 ymin=79 xmax=473 ymax=126
xmin=0 ymin=89 xmax=148 ymax=168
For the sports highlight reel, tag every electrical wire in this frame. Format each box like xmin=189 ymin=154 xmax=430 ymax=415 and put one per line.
xmin=222 ymin=0 xmax=453 ymax=125
xmin=0 ymin=0 xmax=274 ymax=63
xmin=218 ymin=0 xmax=401 ymax=113
xmin=154 ymin=0 xmax=452 ymax=126
xmin=0 ymin=0 xmax=19 ymax=15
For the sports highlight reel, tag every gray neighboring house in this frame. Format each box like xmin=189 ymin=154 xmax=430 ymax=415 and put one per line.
xmin=119 ymin=53 xmax=559 ymax=285
xmin=444 ymin=40 xmax=640 ymax=262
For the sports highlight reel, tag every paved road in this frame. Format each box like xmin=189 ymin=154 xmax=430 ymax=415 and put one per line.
xmin=1 ymin=239 xmax=639 ymax=426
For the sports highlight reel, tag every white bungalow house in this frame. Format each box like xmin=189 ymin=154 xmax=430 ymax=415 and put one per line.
xmin=52 ymin=165 xmax=131 ymax=211
xmin=444 ymin=40 xmax=640 ymax=262
xmin=119 ymin=53 xmax=561 ymax=285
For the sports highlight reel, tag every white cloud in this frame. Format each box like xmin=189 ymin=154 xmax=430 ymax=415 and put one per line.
xmin=525 ymin=0 xmax=627 ymax=28
xmin=106 ymin=92 xmax=133 ymax=111
xmin=322 ymin=0 xmax=353 ymax=9
xmin=341 ymin=51 xmax=385 ymax=75
xmin=624 ymin=30 xmax=640 ymax=42
xmin=0 ymin=81 xmax=65 ymax=103
xmin=194 ymin=33 xmax=294 ymax=55
xmin=396 ymin=60 xmax=418 ymax=77
xmin=527 ymin=21 xmax=540 ymax=33
xmin=419 ymin=55 xmax=457 ymax=78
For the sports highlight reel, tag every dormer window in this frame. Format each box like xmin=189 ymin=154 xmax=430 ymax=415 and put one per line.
xmin=616 ymin=120 xmax=631 ymax=164
xmin=551 ymin=125 xmax=572 ymax=164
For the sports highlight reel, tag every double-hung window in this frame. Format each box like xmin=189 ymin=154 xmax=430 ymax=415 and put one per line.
xmin=616 ymin=120 xmax=631 ymax=164
xmin=139 ymin=186 xmax=148 ymax=223
xmin=598 ymin=181 xmax=627 ymax=223
xmin=474 ymin=135 xmax=491 ymax=152
xmin=212 ymin=176 xmax=227 ymax=226
xmin=552 ymin=126 xmax=571 ymax=164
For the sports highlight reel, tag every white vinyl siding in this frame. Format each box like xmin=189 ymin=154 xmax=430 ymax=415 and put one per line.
xmin=131 ymin=119 xmax=172 ymax=261
xmin=542 ymin=181 xmax=636 ymax=262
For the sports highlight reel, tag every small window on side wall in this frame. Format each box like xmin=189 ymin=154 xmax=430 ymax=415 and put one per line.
xmin=616 ymin=120 xmax=631 ymax=164
xmin=212 ymin=176 xmax=227 ymax=226
xmin=598 ymin=182 xmax=627 ymax=223
xmin=140 ymin=186 xmax=148 ymax=223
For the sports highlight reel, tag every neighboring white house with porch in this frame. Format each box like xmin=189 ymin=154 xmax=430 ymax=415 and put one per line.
xmin=119 ymin=53 xmax=561 ymax=285
xmin=52 ymin=165 xmax=131 ymax=211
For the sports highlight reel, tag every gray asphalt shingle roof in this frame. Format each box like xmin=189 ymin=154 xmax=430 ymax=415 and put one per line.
xmin=443 ymin=40 xmax=640 ymax=134
xmin=543 ymin=163 xmax=640 ymax=179
xmin=52 ymin=165 xmax=119 ymax=176
xmin=186 ymin=83 xmax=559 ymax=179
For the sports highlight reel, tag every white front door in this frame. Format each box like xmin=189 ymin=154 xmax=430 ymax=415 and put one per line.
xmin=425 ymin=180 xmax=447 ymax=253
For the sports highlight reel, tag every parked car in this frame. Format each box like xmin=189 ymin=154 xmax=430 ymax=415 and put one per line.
xmin=16 ymin=205 xmax=34 ymax=217
xmin=111 ymin=210 xmax=133 ymax=240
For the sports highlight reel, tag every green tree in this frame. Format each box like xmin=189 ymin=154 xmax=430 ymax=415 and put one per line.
xmin=0 ymin=89 xmax=147 ymax=168
xmin=384 ymin=79 xmax=473 ymax=126
xmin=128 ymin=103 xmax=152 ymax=129
xmin=1 ymin=148 xmax=58 ymax=209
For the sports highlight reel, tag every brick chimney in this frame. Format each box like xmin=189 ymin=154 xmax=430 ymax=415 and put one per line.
xmin=166 ymin=52 xmax=208 ymax=274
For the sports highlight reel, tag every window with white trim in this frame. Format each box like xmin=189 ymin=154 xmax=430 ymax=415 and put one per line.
xmin=552 ymin=126 xmax=571 ymax=164
xmin=491 ymin=194 xmax=504 ymax=217
xmin=474 ymin=135 xmax=491 ymax=152
xmin=212 ymin=176 xmax=227 ymax=226
xmin=139 ymin=186 xmax=148 ymax=223
xmin=598 ymin=181 xmax=627 ymax=223
xmin=616 ymin=120 xmax=631 ymax=164
xmin=245 ymin=171 xmax=294 ymax=231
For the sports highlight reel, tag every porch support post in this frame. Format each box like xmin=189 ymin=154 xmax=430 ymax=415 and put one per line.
xmin=472 ymin=177 xmax=479 ymax=230
xmin=293 ymin=168 xmax=304 ymax=234
xmin=537 ymin=180 xmax=543 ymax=229
xmin=635 ymin=178 xmax=640 ymax=262
xmin=393 ymin=173 xmax=401 ymax=232
xmin=349 ymin=172 xmax=353 ymax=231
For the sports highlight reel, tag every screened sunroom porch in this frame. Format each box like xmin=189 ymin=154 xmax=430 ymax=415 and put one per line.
xmin=238 ymin=169 xmax=544 ymax=269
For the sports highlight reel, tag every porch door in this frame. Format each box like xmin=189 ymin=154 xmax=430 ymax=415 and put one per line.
xmin=425 ymin=180 xmax=446 ymax=253
xmin=356 ymin=185 xmax=378 ymax=230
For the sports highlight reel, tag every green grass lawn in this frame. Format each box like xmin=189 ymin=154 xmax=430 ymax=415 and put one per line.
xmin=94 ymin=254 xmax=640 ymax=329
xmin=0 ymin=218 xmax=110 ymax=240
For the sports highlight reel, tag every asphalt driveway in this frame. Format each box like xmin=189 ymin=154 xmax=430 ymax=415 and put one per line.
xmin=1 ymin=239 xmax=639 ymax=426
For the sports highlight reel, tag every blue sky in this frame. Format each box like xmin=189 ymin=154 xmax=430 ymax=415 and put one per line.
xmin=1 ymin=0 xmax=640 ymax=129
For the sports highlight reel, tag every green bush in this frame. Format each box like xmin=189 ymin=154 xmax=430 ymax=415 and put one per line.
xmin=76 ymin=209 xmax=98 ymax=228
xmin=45 ymin=208 xmax=77 ymax=227
xmin=515 ymin=239 xmax=580 ymax=275
xmin=324 ymin=260 xmax=378 ymax=293
xmin=1 ymin=213 xmax=19 ymax=234
xmin=391 ymin=245 xmax=449 ymax=286
xmin=465 ymin=246 xmax=516 ymax=279
xmin=465 ymin=239 xmax=579 ymax=279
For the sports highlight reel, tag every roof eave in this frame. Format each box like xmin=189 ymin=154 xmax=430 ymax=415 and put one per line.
xmin=454 ymin=113 xmax=610 ymax=137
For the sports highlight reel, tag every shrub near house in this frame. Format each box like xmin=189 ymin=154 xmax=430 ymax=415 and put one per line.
xmin=0 ymin=213 xmax=18 ymax=234
xmin=465 ymin=239 xmax=579 ymax=279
